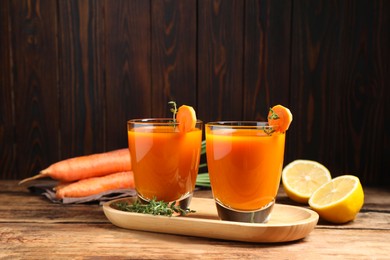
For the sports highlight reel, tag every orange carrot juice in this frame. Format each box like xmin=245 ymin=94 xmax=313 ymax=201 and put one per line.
xmin=206 ymin=122 xmax=285 ymax=211
xmin=128 ymin=119 xmax=202 ymax=202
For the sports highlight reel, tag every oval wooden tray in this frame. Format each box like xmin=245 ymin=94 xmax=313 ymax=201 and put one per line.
xmin=103 ymin=197 xmax=318 ymax=243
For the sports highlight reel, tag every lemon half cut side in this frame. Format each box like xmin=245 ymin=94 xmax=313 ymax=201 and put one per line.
xmin=308 ymin=175 xmax=364 ymax=224
xmin=282 ymin=160 xmax=332 ymax=203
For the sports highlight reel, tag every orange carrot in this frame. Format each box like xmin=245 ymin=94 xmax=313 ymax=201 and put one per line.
xmin=53 ymin=182 xmax=71 ymax=191
xmin=176 ymin=105 xmax=197 ymax=133
xmin=19 ymin=148 xmax=131 ymax=184
xmin=55 ymin=171 xmax=135 ymax=199
xmin=268 ymin=104 xmax=293 ymax=132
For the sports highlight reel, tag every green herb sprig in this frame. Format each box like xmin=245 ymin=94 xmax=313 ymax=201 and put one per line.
xmin=264 ymin=107 xmax=278 ymax=135
xmin=115 ymin=198 xmax=195 ymax=216
xmin=268 ymin=107 xmax=280 ymax=120
xmin=168 ymin=101 xmax=178 ymax=123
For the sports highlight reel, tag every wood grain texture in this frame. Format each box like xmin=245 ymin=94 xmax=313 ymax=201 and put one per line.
xmin=1 ymin=181 xmax=389 ymax=259
xmin=198 ymin=0 xmax=244 ymax=122
xmin=8 ymin=0 xmax=59 ymax=179
xmin=0 ymin=1 xmax=389 ymax=185
xmin=151 ymin=0 xmax=197 ymax=117
xmin=103 ymin=197 xmax=319 ymax=243
xmin=105 ymin=0 xmax=151 ymax=149
xmin=58 ymin=0 xmax=106 ymax=158
xmin=243 ymin=0 xmax=292 ymax=121
xmin=0 ymin=0 xmax=15 ymax=179
xmin=290 ymin=1 xmax=390 ymax=185
xmin=1 ymin=224 xmax=389 ymax=259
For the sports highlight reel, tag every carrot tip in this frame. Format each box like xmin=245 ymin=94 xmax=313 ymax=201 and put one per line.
xmin=18 ymin=172 xmax=47 ymax=185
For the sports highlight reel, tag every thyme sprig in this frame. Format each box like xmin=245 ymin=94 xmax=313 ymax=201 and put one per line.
xmin=265 ymin=107 xmax=279 ymax=135
xmin=268 ymin=107 xmax=280 ymax=120
xmin=264 ymin=127 xmax=276 ymax=136
xmin=168 ymin=101 xmax=178 ymax=123
xmin=115 ymin=198 xmax=196 ymax=216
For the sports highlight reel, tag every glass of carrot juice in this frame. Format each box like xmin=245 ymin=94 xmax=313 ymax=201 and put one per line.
xmin=205 ymin=121 xmax=285 ymax=223
xmin=127 ymin=119 xmax=203 ymax=208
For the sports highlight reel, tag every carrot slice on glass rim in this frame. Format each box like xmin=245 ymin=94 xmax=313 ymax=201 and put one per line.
xmin=176 ymin=105 xmax=197 ymax=133
xmin=268 ymin=104 xmax=293 ymax=132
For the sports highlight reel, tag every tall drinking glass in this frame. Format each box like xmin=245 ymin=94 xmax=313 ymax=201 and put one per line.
xmin=206 ymin=121 xmax=286 ymax=223
xmin=128 ymin=119 xmax=203 ymax=208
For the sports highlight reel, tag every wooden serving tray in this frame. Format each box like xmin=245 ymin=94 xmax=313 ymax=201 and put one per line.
xmin=103 ymin=197 xmax=318 ymax=243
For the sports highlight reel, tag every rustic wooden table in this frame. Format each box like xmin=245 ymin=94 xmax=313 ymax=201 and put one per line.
xmin=1 ymin=180 xmax=389 ymax=259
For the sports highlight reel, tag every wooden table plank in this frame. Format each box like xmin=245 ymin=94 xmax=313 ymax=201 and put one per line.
xmin=1 ymin=223 xmax=389 ymax=259
xmin=1 ymin=181 xmax=389 ymax=229
xmin=1 ymin=180 xmax=389 ymax=259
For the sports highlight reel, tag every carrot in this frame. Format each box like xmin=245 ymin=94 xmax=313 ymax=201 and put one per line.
xmin=53 ymin=182 xmax=70 ymax=191
xmin=176 ymin=105 xmax=197 ymax=133
xmin=268 ymin=104 xmax=293 ymax=132
xmin=19 ymin=148 xmax=131 ymax=184
xmin=55 ymin=171 xmax=135 ymax=199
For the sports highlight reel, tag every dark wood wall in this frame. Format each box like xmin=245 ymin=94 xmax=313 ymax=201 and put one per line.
xmin=1 ymin=0 xmax=389 ymax=186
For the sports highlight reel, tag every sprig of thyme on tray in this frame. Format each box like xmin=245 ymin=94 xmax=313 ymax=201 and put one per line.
xmin=115 ymin=198 xmax=196 ymax=217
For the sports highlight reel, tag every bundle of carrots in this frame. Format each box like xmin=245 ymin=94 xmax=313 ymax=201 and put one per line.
xmin=19 ymin=149 xmax=135 ymax=199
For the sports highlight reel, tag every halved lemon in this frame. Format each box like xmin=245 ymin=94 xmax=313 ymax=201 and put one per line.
xmin=282 ymin=160 xmax=332 ymax=203
xmin=308 ymin=175 xmax=364 ymax=224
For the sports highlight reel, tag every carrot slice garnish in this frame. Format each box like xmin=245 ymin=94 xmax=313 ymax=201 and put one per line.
xmin=268 ymin=104 xmax=293 ymax=132
xmin=176 ymin=105 xmax=197 ymax=133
